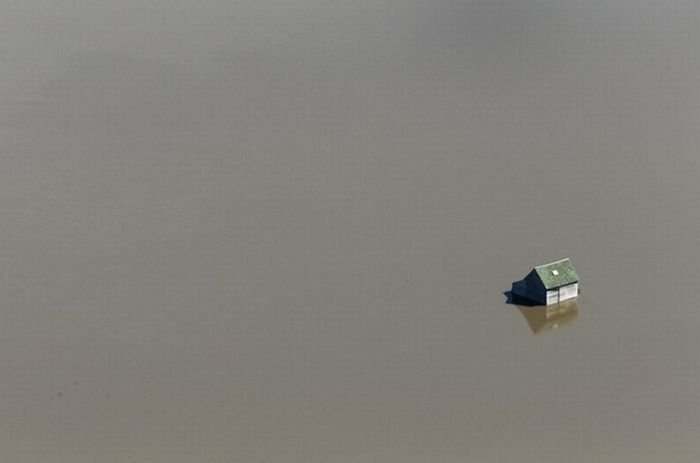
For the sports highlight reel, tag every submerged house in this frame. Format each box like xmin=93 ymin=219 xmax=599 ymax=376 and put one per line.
xmin=511 ymin=258 xmax=579 ymax=306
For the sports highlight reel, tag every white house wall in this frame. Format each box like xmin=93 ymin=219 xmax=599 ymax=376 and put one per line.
xmin=558 ymin=283 xmax=579 ymax=301
xmin=546 ymin=283 xmax=579 ymax=305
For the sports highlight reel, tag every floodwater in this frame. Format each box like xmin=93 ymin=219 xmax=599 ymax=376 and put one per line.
xmin=1 ymin=2 xmax=699 ymax=462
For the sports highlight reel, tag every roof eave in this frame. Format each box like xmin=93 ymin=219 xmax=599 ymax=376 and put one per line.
xmin=545 ymin=280 xmax=579 ymax=290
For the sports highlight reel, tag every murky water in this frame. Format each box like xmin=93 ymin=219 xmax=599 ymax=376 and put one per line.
xmin=1 ymin=2 xmax=699 ymax=461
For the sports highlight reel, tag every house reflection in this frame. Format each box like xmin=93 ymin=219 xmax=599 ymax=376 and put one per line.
xmin=517 ymin=299 xmax=579 ymax=335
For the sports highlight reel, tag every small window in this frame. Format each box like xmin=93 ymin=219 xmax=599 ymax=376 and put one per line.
xmin=552 ymin=269 xmax=559 ymax=276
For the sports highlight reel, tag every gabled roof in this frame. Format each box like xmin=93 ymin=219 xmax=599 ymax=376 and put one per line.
xmin=533 ymin=258 xmax=579 ymax=290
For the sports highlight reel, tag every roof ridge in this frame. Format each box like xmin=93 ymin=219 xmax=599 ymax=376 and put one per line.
xmin=536 ymin=257 xmax=571 ymax=268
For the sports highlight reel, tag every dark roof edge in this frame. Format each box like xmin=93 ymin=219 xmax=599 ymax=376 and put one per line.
xmin=546 ymin=280 xmax=579 ymax=290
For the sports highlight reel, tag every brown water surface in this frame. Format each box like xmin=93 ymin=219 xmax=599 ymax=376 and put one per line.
xmin=1 ymin=2 xmax=699 ymax=462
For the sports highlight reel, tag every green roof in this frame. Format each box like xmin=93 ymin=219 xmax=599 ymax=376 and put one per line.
xmin=534 ymin=258 xmax=579 ymax=289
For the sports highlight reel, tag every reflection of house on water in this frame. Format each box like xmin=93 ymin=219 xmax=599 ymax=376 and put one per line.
xmin=517 ymin=299 xmax=578 ymax=334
